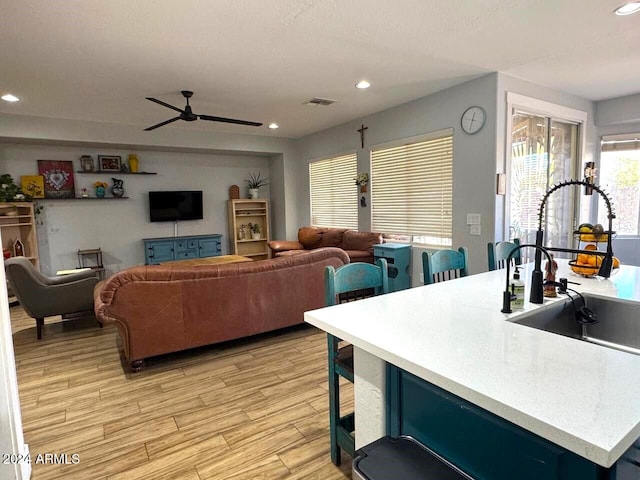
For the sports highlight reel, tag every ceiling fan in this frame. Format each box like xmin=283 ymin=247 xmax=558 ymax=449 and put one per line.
xmin=144 ymin=90 xmax=263 ymax=131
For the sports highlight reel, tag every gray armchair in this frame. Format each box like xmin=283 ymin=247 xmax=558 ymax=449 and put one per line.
xmin=5 ymin=257 xmax=100 ymax=339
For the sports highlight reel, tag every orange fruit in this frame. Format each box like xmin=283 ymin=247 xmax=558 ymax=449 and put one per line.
xmin=577 ymin=253 xmax=590 ymax=264
xmin=571 ymin=264 xmax=596 ymax=277
xmin=584 ymin=244 xmax=597 ymax=251
xmin=613 ymin=256 xmax=620 ymax=268
xmin=587 ymin=255 xmax=602 ymax=267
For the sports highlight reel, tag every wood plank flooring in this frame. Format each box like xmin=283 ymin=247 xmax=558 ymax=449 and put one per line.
xmin=10 ymin=306 xmax=353 ymax=479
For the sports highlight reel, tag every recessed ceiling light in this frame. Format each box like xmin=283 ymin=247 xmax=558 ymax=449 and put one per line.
xmin=1 ymin=94 xmax=20 ymax=102
xmin=355 ymin=80 xmax=371 ymax=89
xmin=614 ymin=2 xmax=640 ymax=15
xmin=268 ymin=123 xmax=279 ymax=129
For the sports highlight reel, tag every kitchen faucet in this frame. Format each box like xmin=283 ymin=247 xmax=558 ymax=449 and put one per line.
xmin=501 ymin=244 xmax=553 ymax=313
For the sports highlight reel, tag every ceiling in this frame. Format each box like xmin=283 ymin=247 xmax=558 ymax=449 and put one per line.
xmin=1 ymin=0 xmax=639 ymax=139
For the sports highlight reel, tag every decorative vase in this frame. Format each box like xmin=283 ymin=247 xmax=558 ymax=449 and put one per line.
xmin=252 ymin=232 xmax=261 ymax=240
xmin=248 ymin=188 xmax=259 ymax=199
xmin=111 ymin=178 xmax=124 ymax=197
xmin=95 ymin=186 xmax=106 ymax=198
xmin=128 ymin=154 xmax=139 ymax=173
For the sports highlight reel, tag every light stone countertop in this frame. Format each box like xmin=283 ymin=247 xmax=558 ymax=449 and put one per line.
xmin=304 ymin=259 xmax=640 ymax=468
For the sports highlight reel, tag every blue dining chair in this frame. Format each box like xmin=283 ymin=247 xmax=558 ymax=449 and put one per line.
xmin=324 ymin=258 xmax=389 ymax=466
xmin=487 ymin=239 xmax=521 ymax=271
xmin=422 ymin=247 xmax=469 ymax=285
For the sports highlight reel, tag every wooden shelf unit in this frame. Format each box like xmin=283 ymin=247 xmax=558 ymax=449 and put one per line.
xmin=227 ymin=199 xmax=270 ymax=260
xmin=0 ymin=202 xmax=39 ymax=269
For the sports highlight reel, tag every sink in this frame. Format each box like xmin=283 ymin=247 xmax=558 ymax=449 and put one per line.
xmin=513 ymin=295 xmax=640 ymax=355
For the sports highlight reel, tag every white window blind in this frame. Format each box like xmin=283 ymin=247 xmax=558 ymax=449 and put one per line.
xmin=309 ymin=152 xmax=358 ymax=228
xmin=602 ymin=133 xmax=640 ymax=152
xmin=371 ymin=134 xmax=453 ymax=244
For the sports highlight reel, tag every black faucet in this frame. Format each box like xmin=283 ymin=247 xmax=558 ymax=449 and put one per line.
xmin=501 ymin=243 xmax=553 ymax=313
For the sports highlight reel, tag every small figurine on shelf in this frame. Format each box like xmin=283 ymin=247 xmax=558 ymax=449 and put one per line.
xmin=544 ymin=254 xmax=558 ymax=297
xmin=81 ymin=187 xmax=89 ymax=198
xmin=13 ymin=238 xmax=24 ymax=257
xmin=239 ymin=224 xmax=247 ymax=240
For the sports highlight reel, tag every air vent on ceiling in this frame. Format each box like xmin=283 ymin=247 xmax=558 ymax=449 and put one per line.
xmin=304 ymin=97 xmax=336 ymax=106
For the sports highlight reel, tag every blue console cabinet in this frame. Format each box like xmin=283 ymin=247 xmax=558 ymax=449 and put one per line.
xmin=374 ymin=243 xmax=411 ymax=292
xmin=143 ymin=234 xmax=222 ymax=264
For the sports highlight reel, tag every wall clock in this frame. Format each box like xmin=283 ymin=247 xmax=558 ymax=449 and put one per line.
xmin=461 ymin=106 xmax=486 ymax=134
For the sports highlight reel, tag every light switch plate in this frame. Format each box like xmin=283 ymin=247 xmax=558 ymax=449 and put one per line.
xmin=467 ymin=214 xmax=481 ymax=225
xmin=470 ymin=225 xmax=481 ymax=235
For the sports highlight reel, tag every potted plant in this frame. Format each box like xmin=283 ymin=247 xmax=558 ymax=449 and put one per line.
xmin=249 ymin=222 xmax=261 ymax=239
xmin=0 ymin=174 xmax=25 ymax=202
xmin=245 ymin=172 xmax=269 ymax=199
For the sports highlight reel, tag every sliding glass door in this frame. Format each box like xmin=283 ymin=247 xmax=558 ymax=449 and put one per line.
xmin=509 ymin=110 xmax=579 ymax=259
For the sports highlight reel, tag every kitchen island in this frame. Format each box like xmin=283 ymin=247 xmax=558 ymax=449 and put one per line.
xmin=305 ymin=260 xmax=640 ymax=479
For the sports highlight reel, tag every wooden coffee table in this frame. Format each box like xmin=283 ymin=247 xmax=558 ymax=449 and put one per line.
xmin=160 ymin=255 xmax=253 ymax=266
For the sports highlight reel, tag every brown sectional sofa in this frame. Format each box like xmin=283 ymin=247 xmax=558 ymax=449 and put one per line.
xmin=268 ymin=226 xmax=383 ymax=263
xmin=94 ymin=247 xmax=349 ymax=371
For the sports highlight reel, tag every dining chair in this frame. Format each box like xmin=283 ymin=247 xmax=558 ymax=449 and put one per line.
xmin=324 ymin=258 xmax=389 ymax=466
xmin=487 ymin=239 xmax=521 ymax=271
xmin=422 ymin=247 xmax=469 ymax=285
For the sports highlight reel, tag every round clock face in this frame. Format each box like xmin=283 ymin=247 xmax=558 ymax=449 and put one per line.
xmin=461 ymin=106 xmax=486 ymax=134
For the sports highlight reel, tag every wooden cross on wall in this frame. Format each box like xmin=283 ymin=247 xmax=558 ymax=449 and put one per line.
xmin=357 ymin=124 xmax=368 ymax=148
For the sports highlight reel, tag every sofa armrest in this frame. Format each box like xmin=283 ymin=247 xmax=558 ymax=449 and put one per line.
xmin=267 ymin=240 xmax=305 ymax=253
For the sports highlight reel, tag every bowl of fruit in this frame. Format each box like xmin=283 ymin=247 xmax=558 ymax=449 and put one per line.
xmin=577 ymin=223 xmax=609 ymax=242
xmin=569 ymin=243 xmax=621 ymax=277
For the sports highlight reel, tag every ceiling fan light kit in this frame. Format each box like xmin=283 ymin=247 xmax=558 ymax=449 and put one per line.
xmin=144 ymin=90 xmax=262 ymax=131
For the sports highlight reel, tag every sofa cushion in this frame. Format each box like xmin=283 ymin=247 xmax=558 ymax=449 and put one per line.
xmin=320 ymin=228 xmax=347 ymax=248
xmin=298 ymin=227 xmax=324 ymax=249
xmin=274 ymin=250 xmax=307 ymax=258
xmin=344 ymin=250 xmax=374 ymax=263
xmin=342 ymin=230 xmax=383 ymax=253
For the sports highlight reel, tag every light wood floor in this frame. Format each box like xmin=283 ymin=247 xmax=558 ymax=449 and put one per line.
xmin=10 ymin=306 xmax=353 ymax=479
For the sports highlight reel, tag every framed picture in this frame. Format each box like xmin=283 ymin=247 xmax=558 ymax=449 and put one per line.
xmin=98 ymin=155 xmax=122 ymax=172
xmin=37 ymin=160 xmax=75 ymax=199
xmin=21 ymin=175 xmax=45 ymax=199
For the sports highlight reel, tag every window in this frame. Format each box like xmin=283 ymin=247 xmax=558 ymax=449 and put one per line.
xmin=505 ymin=93 xmax=587 ymax=262
xmin=371 ymin=131 xmax=453 ymax=246
xmin=309 ymin=152 xmax=358 ymax=228
xmin=598 ymin=135 xmax=640 ymax=236
xmin=509 ymin=111 xmax=579 ymax=252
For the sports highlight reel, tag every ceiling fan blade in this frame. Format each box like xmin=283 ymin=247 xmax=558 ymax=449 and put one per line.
xmin=199 ymin=114 xmax=263 ymax=127
xmin=146 ymin=97 xmax=185 ymax=114
xmin=144 ymin=116 xmax=181 ymax=131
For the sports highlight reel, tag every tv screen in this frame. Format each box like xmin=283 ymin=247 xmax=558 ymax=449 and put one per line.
xmin=149 ymin=191 xmax=203 ymax=222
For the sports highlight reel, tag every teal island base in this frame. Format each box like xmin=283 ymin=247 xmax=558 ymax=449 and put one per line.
xmin=386 ymin=365 xmax=639 ymax=480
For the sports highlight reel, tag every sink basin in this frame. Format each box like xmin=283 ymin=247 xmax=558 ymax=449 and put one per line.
xmin=513 ymin=295 xmax=640 ymax=355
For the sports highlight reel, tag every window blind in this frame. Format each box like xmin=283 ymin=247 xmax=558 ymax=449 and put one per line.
xmin=371 ymin=135 xmax=453 ymax=242
xmin=601 ymin=134 xmax=640 ymax=152
xmin=309 ymin=152 xmax=358 ymax=228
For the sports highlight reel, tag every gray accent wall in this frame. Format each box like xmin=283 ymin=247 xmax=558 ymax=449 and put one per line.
xmin=296 ymin=73 xmax=499 ymax=275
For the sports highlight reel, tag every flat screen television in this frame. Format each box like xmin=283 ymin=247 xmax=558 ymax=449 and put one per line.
xmin=149 ymin=191 xmax=203 ymax=222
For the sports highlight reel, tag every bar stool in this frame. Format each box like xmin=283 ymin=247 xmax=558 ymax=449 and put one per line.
xmin=324 ymin=259 xmax=389 ymax=465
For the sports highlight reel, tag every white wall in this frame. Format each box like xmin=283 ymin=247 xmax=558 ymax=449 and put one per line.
xmin=0 ymin=229 xmax=30 ymax=480
xmin=0 ymin=143 xmax=271 ymax=275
